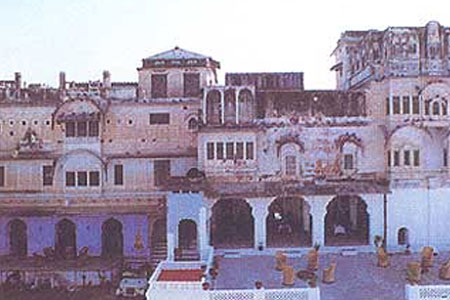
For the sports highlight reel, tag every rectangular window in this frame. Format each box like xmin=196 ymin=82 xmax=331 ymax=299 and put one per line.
xmin=43 ymin=165 xmax=53 ymax=186
xmin=89 ymin=171 xmax=100 ymax=186
xmin=151 ymin=74 xmax=167 ymax=98
xmin=216 ymin=142 xmax=224 ymax=160
xmin=226 ymin=142 xmax=234 ymax=160
xmin=66 ymin=121 xmax=75 ymax=137
xmin=150 ymin=113 xmax=170 ymax=125
xmin=114 ymin=164 xmax=124 ymax=185
xmin=444 ymin=149 xmax=448 ymax=167
xmin=386 ymin=98 xmax=390 ymax=115
xmin=413 ymin=150 xmax=420 ymax=166
xmin=246 ymin=142 xmax=254 ymax=160
xmin=183 ymin=73 xmax=200 ymax=97
xmin=0 ymin=166 xmax=4 ymax=187
xmin=285 ymin=156 xmax=297 ymax=176
xmin=207 ymin=142 xmax=215 ymax=160
xmin=393 ymin=151 xmax=400 ymax=166
xmin=154 ymin=160 xmax=170 ymax=186
xmin=236 ymin=142 xmax=244 ymax=160
xmin=402 ymin=96 xmax=410 ymax=114
xmin=66 ymin=171 xmax=75 ymax=187
xmin=404 ymin=150 xmax=410 ymax=166
xmin=387 ymin=150 xmax=391 ymax=167
xmin=88 ymin=120 xmax=99 ymax=137
xmin=393 ymin=96 xmax=400 ymax=114
xmin=412 ymin=96 xmax=420 ymax=114
xmin=76 ymin=121 xmax=87 ymax=137
xmin=77 ymin=171 xmax=88 ymax=186
xmin=344 ymin=154 xmax=354 ymax=170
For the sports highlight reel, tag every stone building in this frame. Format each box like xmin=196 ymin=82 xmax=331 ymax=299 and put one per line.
xmin=1 ymin=21 xmax=450 ymax=276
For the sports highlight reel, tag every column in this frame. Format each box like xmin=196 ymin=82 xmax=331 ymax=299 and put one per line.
xmin=349 ymin=197 xmax=358 ymax=231
xmin=248 ymin=198 xmax=271 ymax=250
xmin=409 ymin=95 xmax=413 ymax=116
xmin=389 ymin=95 xmax=393 ymax=116
xmin=167 ymin=232 xmax=175 ymax=261
xmin=202 ymin=89 xmax=208 ymax=124
xmin=220 ymin=90 xmax=225 ymax=124
xmin=365 ymin=194 xmax=383 ymax=249
xmin=199 ymin=207 xmax=208 ymax=260
xmin=308 ymin=196 xmax=328 ymax=247
xmin=235 ymin=89 xmax=240 ymax=124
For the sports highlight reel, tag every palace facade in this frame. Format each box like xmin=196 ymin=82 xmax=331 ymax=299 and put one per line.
xmin=1 ymin=21 xmax=450 ymax=270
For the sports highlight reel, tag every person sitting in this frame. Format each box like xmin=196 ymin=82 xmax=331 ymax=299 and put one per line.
xmin=334 ymin=224 xmax=346 ymax=236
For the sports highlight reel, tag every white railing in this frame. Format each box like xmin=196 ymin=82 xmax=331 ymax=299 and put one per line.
xmin=147 ymin=287 xmax=320 ymax=300
xmin=406 ymin=284 xmax=450 ymax=299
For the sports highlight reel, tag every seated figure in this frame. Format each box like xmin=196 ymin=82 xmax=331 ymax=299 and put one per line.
xmin=421 ymin=247 xmax=434 ymax=271
xmin=439 ymin=260 xmax=450 ymax=280
xmin=282 ymin=265 xmax=295 ymax=286
xmin=406 ymin=261 xmax=421 ymax=284
xmin=377 ymin=247 xmax=390 ymax=268
xmin=334 ymin=224 xmax=346 ymax=236
xmin=275 ymin=251 xmax=287 ymax=271
xmin=322 ymin=261 xmax=337 ymax=284
xmin=307 ymin=248 xmax=319 ymax=271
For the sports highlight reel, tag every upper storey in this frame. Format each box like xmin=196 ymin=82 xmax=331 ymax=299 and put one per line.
xmin=137 ymin=47 xmax=220 ymax=99
xmin=332 ymin=21 xmax=450 ymax=90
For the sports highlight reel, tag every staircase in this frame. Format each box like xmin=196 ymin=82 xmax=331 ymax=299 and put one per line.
xmin=176 ymin=245 xmax=200 ymax=261
xmin=150 ymin=240 xmax=167 ymax=269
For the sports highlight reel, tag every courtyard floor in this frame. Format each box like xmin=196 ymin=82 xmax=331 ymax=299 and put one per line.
xmin=213 ymin=251 xmax=450 ymax=300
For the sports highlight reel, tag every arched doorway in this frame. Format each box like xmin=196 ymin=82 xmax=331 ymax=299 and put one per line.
xmin=224 ymin=89 xmax=237 ymax=124
xmin=266 ymin=197 xmax=312 ymax=247
xmin=102 ymin=218 xmax=123 ymax=258
xmin=8 ymin=219 xmax=27 ymax=257
xmin=210 ymin=198 xmax=254 ymax=248
xmin=55 ymin=219 xmax=77 ymax=259
xmin=398 ymin=227 xmax=409 ymax=246
xmin=206 ymin=90 xmax=222 ymax=125
xmin=325 ymin=195 xmax=369 ymax=246
xmin=151 ymin=218 xmax=167 ymax=263
xmin=178 ymin=219 xmax=197 ymax=250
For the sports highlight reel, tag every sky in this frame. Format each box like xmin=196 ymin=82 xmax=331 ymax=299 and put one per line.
xmin=0 ymin=0 xmax=448 ymax=89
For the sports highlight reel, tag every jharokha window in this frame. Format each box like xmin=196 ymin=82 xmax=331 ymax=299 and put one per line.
xmin=65 ymin=121 xmax=99 ymax=138
xmin=151 ymin=74 xmax=167 ymax=98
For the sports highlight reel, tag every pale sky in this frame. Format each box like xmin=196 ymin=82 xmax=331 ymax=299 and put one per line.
xmin=0 ymin=0 xmax=447 ymax=89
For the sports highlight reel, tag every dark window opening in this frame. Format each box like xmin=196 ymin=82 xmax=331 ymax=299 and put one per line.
xmin=76 ymin=121 xmax=87 ymax=137
xmin=188 ymin=118 xmax=198 ymax=130
xmin=402 ymin=96 xmax=410 ymax=114
xmin=150 ymin=113 xmax=170 ymax=124
xmin=66 ymin=172 xmax=76 ymax=187
xmin=413 ymin=150 xmax=420 ymax=166
xmin=88 ymin=121 xmax=99 ymax=137
xmin=207 ymin=142 xmax=214 ymax=160
xmin=216 ymin=143 xmax=224 ymax=160
xmin=151 ymin=74 xmax=167 ymax=98
xmin=77 ymin=171 xmax=88 ymax=186
xmin=343 ymin=154 xmax=354 ymax=170
xmin=412 ymin=96 xmax=419 ymax=114
xmin=66 ymin=122 xmax=75 ymax=137
xmin=387 ymin=150 xmax=391 ymax=167
xmin=393 ymin=151 xmax=400 ymax=166
xmin=386 ymin=98 xmax=390 ymax=115
xmin=444 ymin=149 xmax=448 ymax=167
xmin=393 ymin=96 xmax=400 ymax=114
xmin=0 ymin=166 xmax=4 ymax=187
xmin=114 ymin=164 xmax=123 ymax=185
xmin=404 ymin=150 xmax=410 ymax=166
xmin=183 ymin=73 xmax=200 ymax=97
xmin=246 ymin=142 xmax=254 ymax=160
xmin=236 ymin=142 xmax=244 ymax=160
xmin=226 ymin=142 xmax=234 ymax=160
xmin=43 ymin=165 xmax=53 ymax=186
xmin=89 ymin=171 xmax=100 ymax=186
xmin=154 ymin=160 xmax=170 ymax=186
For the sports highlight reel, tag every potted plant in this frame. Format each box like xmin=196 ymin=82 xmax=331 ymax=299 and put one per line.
xmin=202 ymin=282 xmax=210 ymax=290
xmin=255 ymin=281 xmax=263 ymax=289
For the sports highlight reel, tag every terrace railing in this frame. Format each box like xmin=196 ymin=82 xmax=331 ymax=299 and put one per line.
xmin=406 ymin=284 xmax=450 ymax=300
